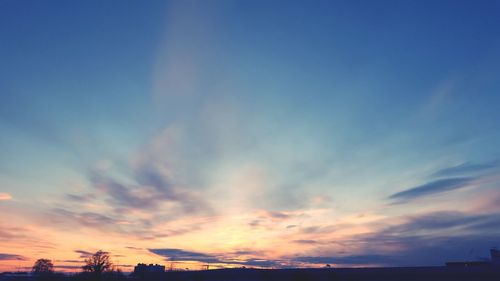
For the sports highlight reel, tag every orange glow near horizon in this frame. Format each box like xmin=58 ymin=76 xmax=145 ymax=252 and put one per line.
xmin=3 ymin=172 xmax=499 ymax=272
xmin=0 ymin=202 xmax=381 ymax=272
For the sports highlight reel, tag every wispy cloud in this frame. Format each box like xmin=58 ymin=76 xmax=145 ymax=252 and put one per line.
xmin=419 ymin=77 xmax=459 ymax=118
xmin=149 ymin=248 xmax=281 ymax=268
xmin=293 ymin=255 xmax=397 ymax=266
xmin=292 ymin=239 xmax=324 ymax=245
xmin=298 ymin=224 xmax=337 ymax=235
xmin=382 ymin=211 xmax=500 ymax=235
xmin=0 ymin=253 xmax=26 ymax=261
xmin=265 ymin=211 xmax=291 ymax=220
xmin=432 ymin=159 xmax=500 ymax=177
xmin=236 ymin=259 xmax=281 ymax=268
xmin=0 ymin=193 xmax=12 ymax=200
xmin=322 ymin=210 xmax=500 ymax=266
xmin=0 ymin=226 xmax=26 ymax=241
xmin=74 ymin=250 xmax=93 ymax=258
xmin=43 ymin=130 xmax=214 ymax=239
xmin=150 ymin=248 xmax=221 ymax=263
xmin=43 ymin=208 xmax=156 ymax=240
xmin=49 ymin=208 xmax=119 ymax=231
xmin=65 ymin=193 xmax=96 ymax=203
xmin=388 ymin=177 xmax=474 ymax=202
xmin=80 ymin=127 xmax=213 ymax=218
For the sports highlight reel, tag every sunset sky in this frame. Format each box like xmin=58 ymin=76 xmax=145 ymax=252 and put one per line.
xmin=1 ymin=0 xmax=500 ymax=272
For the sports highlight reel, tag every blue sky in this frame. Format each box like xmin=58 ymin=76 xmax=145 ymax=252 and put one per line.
xmin=1 ymin=0 xmax=500 ymax=270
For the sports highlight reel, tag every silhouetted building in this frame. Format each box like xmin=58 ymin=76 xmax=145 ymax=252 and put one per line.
xmin=491 ymin=248 xmax=500 ymax=265
xmin=446 ymin=248 xmax=500 ymax=267
xmin=133 ymin=263 xmax=165 ymax=275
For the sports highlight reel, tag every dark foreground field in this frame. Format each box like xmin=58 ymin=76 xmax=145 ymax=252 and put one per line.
xmin=163 ymin=267 xmax=500 ymax=281
xmin=3 ymin=267 xmax=500 ymax=281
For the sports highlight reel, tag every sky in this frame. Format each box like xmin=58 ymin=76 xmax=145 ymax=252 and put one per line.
xmin=1 ymin=0 xmax=500 ymax=272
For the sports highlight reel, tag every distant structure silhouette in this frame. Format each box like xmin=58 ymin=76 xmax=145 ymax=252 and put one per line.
xmin=446 ymin=247 xmax=500 ymax=267
xmin=491 ymin=248 xmax=500 ymax=265
xmin=133 ymin=263 xmax=165 ymax=274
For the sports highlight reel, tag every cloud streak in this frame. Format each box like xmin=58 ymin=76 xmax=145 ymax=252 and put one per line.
xmin=150 ymin=248 xmax=222 ymax=263
xmin=384 ymin=211 xmax=500 ymax=234
xmin=293 ymin=255 xmax=397 ymax=266
xmin=388 ymin=177 xmax=474 ymax=202
xmin=432 ymin=160 xmax=500 ymax=178
xmin=74 ymin=250 xmax=93 ymax=258
xmin=326 ymin=210 xmax=500 ymax=266
xmin=149 ymin=248 xmax=281 ymax=268
xmin=0 ymin=193 xmax=12 ymax=200
xmin=0 ymin=253 xmax=26 ymax=261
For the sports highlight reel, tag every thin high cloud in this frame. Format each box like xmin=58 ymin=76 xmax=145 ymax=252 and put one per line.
xmin=431 ymin=159 xmax=500 ymax=177
xmin=373 ymin=211 xmax=500 ymax=258
xmin=293 ymin=255 xmax=397 ymax=266
xmin=292 ymin=239 xmax=323 ymax=245
xmin=65 ymin=193 xmax=96 ymax=203
xmin=59 ymin=126 xmax=214 ymax=228
xmin=0 ymin=253 xmax=26 ymax=261
xmin=48 ymin=208 xmax=119 ymax=232
xmin=292 ymin=210 xmax=500 ymax=267
xmin=74 ymin=250 xmax=93 ymax=258
xmin=149 ymin=248 xmax=281 ymax=268
xmin=380 ymin=211 xmax=500 ymax=236
xmin=388 ymin=177 xmax=474 ymax=202
xmin=90 ymin=171 xmax=211 ymax=215
xmin=148 ymin=208 xmax=500 ymax=268
xmin=150 ymin=249 xmax=222 ymax=263
xmin=42 ymin=127 xmax=214 ymax=240
xmin=43 ymin=206 xmax=203 ymax=241
xmin=0 ymin=226 xmax=26 ymax=241
xmin=248 ymin=210 xmax=299 ymax=230
xmin=0 ymin=193 xmax=12 ymax=200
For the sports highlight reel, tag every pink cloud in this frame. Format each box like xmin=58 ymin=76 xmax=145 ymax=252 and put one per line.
xmin=0 ymin=193 xmax=12 ymax=200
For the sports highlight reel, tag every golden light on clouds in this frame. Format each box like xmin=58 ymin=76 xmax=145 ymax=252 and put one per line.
xmin=0 ymin=192 xmax=12 ymax=200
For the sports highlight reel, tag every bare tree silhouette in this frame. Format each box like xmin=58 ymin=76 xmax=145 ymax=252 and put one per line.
xmin=82 ymin=250 xmax=113 ymax=275
xmin=32 ymin=259 xmax=54 ymax=275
